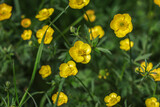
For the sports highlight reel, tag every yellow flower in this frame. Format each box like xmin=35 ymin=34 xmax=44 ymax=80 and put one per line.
xmin=98 ymin=69 xmax=109 ymax=79
xmin=145 ymin=97 xmax=159 ymax=107
xmin=35 ymin=8 xmax=54 ymax=21
xmin=120 ymin=38 xmax=134 ymax=51
xmin=150 ymin=68 xmax=160 ymax=81
xmin=104 ymin=92 xmax=121 ymax=107
xmin=69 ymin=0 xmax=90 ymax=9
xmin=0 ymin=3 xmax=12 ymax=21
xmin=52 ymin=92 xmax=68 ymax=106
xmin=69 ymin=41 xmax=91 ymax=64
xmin=36 ymin=25 xmax=54 ymax=44
xmin=39 ymin=65 xmax=52 ymax=78
xmin=84 ymin=10 xmax=96 ymax=22
xmin=136 ymin=61 xmax=153 ymax=76
xmin=59 ymin=61 xmax=78 ymax=78
xmin=110 ymin=14 xmax=133 ymax=38
xmin=154 ymin=0 xmax=160 ymax=7
xmin=21 ymin=18 xmax=31 ymax=28
xmin=89 ymin=25 xmax=105 ymax=40
xmin=21 ymin=30 xmax=32 ymax=40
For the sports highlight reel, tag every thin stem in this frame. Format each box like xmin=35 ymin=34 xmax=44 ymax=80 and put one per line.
xmin=82 ymin=9 xmax=93 ymax=44
xmin=13 ymin=60 xmax=19 ymax=104
xmin=128 ymin=35 xmax=132 ymax=70
xmin=74 ymin=76 xmax=95 ymax=104
xmin=49 ymin=21 xmax=71 ymax=47
xmin=149 ymin=0 xmax=152 ymax=14
xmin=14 ymin=0 xmax=21 ymax=16
xmin=153 ymin=82 xmax=157 ymax=96
xmin=54 ymin=78 xmax=65 ymax=107
xmin=7 ymin=91 xmax=9 ymax=107
xmin=51 ymin=5 xmax=69 ymax=25
xmin=54 ymin=15 xmax=83 ymax=41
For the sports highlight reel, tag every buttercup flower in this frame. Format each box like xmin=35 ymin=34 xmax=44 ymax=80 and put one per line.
xmin=35 ymin=8 xmax=54 ymax=21
xmin=154 ymin=0 xmax=160 ymax=7
xmin=39 ymin=65 xmax=52 ymax=78
xmin=21 ymin=30 xmax=32 ymax=40
xmin=36 ymin=25 xmax=54 ymax=44
xmin=145 ymin=97 xmax=159 ymax=107
xmin=0 ymin=3 xmax=12 ymax=21
xmin=150 ymin=68 xmax=160 ymax=81
xmin=89 ymin=25 xmax=105 ymax=40
xmin=52 ymin=92 xmax=68 ymax=106
xmin=21 ymin=18 xmax=31 ymax=28
xmin=69 ymin=41 xmax=91 ymax=64
xmin=104 ymin=92 xmax=121 ymax=107
xmin=110 ymin=13 xmax=133 ymax=38
xmin=135 ymin=61 xmax=153 ymax=76
xmin=120 ymin=38 xmax=134 ymax=51
xmin=98 ymin=69 xmax=109 ymax=79
xmin=59 ymin=61 xmax=78 ymax=78
xmin=69 ymin=0 xmax=90 ymax=9
xmin=84 ymin=10 xmax=96 ymax=22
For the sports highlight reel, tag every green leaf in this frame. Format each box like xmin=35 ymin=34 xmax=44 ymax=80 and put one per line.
xmin=81 ymin=25 xmax=90 ymax=43
xmin=96 ymin=47 xmax=112 ymax=55
xmin=134 ymin=53 xmax=152 ymax=62
xmin=150 ymin=62 xmax=160 ymax=72
xmin=92 ymin=35 xmax=99 ymax=47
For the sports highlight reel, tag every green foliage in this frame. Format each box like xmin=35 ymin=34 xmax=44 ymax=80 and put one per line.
xmin=1 ymin=0 xmax=160 ymax=107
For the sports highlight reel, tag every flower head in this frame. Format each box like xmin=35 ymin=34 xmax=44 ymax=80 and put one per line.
xmin=110 ymin=13 xmax=133 ymax=38
xmin=21 ymin=18 xmax=31 ymax=28
xmin=145 ymin=97 xmax=159 ymax=107
xmin=52 ymin=92 xmax=68 ymax=106
xmin=35 ymin=8 xmax=54 ymax=21
xmin=36 ymin=25 xmax=54 ymax=44
xmin=135 ymin=61 xmax=153 ymax=76
xmin=120 ymin=38 xmax=134 ymax=51
xmin=150 ymin=68 xmax=160 ymax=81
xmin=154 ymin=0 xmax=160 ymax=7
xmin=98 ymin=69 xmax=109 ymax=79
xmin=59 ymin=61 xmax=78 ymax=78
xmin=39 ymin=65 xmax=52 ymax=78
xmin=0 ymin=3 xmax=12 ymax=21
xmin=89 ymin=25 xmax=105 ymax=40
xmin=84 ymin=10 xmax=96 ymax=22
xmin=104 ymin=92 xmax=121 ymax=107
xmin=21 ymin=30 xmax=32 ymax=40
xmin=69 ymin=41 xmax=91 ymax=64
xmin=69 ymin=0 xmax=90 ymax=9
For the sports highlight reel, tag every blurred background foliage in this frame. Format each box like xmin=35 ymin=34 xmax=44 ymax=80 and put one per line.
xmin=1 ymin=0 xmax=160 ymax=107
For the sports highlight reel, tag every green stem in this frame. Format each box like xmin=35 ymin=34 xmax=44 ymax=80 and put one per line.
xmin=51 ymin=5 xmax=69 ymax=25
xmin=40 ymin=86 xmax=55 ymax=107
xmin=14 ymin=0 xmax=21 ymax=16
xmin=74 ymin=76 xmax=95 ymax=104
xmin=54 ymin=78 xmax=65 ymax=107
xmin=49 ymin=21 xmax=71 ymax=47
xmin=54 ymin=15 xmax=83 ymax=41
xmin=149 ymin=0 xmax=152 ymax=14
xmin=128 ymin=35 xmax=132 ymax=70
xmin=153 ymin=82 xmax=157 ymax=96
xmin=82 ymin=9 xmax=93 ymax=44
xmin=19 ymin=5 xmax=69 ymax=107
xmin=7 ymin=91 xmax=9 ymax=107
xmin=13 ymin=60 xmax=20 ymax=104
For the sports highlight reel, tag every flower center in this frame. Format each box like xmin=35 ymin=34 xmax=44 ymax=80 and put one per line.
xmin=76 ymin=0 xmax=83 ymax=5
xmin=120 ymin=22 xmax=124 ymax=27
xmin=78 ymin=50 xmax=84 ymax=56
xmin=110 ymin=98 xmax=117 ymax=104
xmin=42 ymin=11 xmax=49 ymax=16
xmin=151 ymin=102 xmax=155 ymax=106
